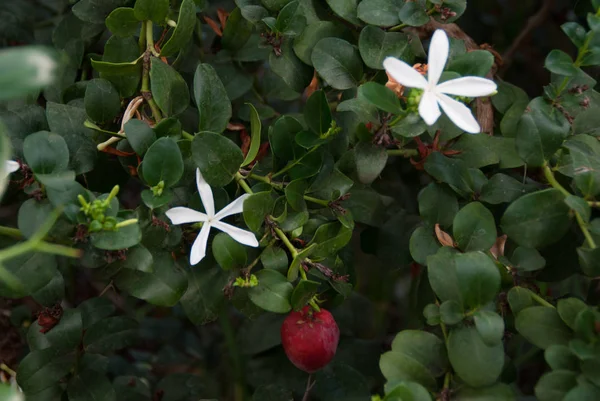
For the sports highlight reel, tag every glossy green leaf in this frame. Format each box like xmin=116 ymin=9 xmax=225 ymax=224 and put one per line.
xmin=242 ymin=103 xmax=262 ymax=167
xmin=213 ymin=232 xmax=248 ymax=270
xmin=84 ymin=78 xmax=121 ymax=124
xmin=452 ymin=202 xmax=497 ymax=252
xmin=105 ymin=7 xmax=140 ymax=37
xmin=290 ymin=279 xmax=320 ymax=310
xmin=125 ymin=119 xmax=156 ymax=156
xmin=358 ymin=0 xmax=402 ymax=27
xmin=312 ymin=38 xmax=363 ymax=90
xmin=193 ymin=64 xmax=232 ymax=134
xmin=160 ymin=0 xmax=197 ymax=57
xmin=142 ymin=137 xmax=184 ymax=187
xmin=192 ymin=131 xmax=243 ymax=186
xmin=358 ymin=26 xmax=411 ymax=69
xmin=150 ymin=57 xmax=190 ymax=116
xmin=515 ymin=306 xmax=572 ymax=349
xmin=134 ymin=0 xmax=169 ymax=23
xmin=249 ymin=269 xmax=293 ymax=313
xmin=16 ymin=347 xmax=75 ymax=394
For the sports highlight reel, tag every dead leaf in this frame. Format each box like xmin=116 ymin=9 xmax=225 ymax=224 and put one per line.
xmin=435 ymin=224 xmax=455 ymax=247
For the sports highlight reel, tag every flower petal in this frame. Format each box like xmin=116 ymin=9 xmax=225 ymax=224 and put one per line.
xmin=427 ymin=29 xmax=450 ymax=87
xmin=190 ymin=223 xmax=211 ymax=265
xmin=214 ymin=193 xmax=251 ymax=220
xmin=418 ymin=90 xmax=442 ymax=126
xmin=437 ymin=76 xmax=497 ymax=97
xmin=437 ymin=93 xmax=481 ymax=134
xmin=5 ymin=160 xmax=19 ymax=174
xmin=196 ymin=168 xmax=215 ymax=217
xmin=212 ymin=221 xmax=259 ymax=247
xmin=383 ymin=57 xmax=428 ymax=89
xmin=165 ymin=207 xmax=209 ymax=225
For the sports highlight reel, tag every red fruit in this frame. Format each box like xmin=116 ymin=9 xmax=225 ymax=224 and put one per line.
xmin=281 ymin=306 xmax=340 ymax=373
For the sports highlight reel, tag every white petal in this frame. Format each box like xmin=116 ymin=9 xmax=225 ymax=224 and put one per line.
xmin=212 ymin=221 xmax=259 ymax=247
xmin=196 ymin=168 xmax=215 ymax=217
xmin=214 ymin=194 xmax=251 ymax=220
xmin=437 ymin=93 xmax=481 ymax=134
xmin=427 ymin=29 xmax=450 ymax=87
xmin=190 ymin=223 xmax=211 ymax=265
xmin=5 ymin=160 xmax=19 ymax=174
xmin=165 ymin=207 xmax=209 ymax=225
xmin=437 ymin=77 xmax=497 ymax=97
xmin=383 ymin=57 xmax=428 ymax=89
xmin=418 ymin=91 xmax=442 ymax=126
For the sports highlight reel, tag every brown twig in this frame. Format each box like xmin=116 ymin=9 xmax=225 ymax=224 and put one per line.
xmin=501 ymin=0 xmax=553 ymax=74
xmin=301 ymin=374 xmax=315 ymax=401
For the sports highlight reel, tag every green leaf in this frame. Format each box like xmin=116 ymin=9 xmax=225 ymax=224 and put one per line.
xmin=17 ymin=200 xmax=54 ymax=239
xmin=563 ymin=134 xmax=600 ymax=197
xmin=275 ymin=1 xmax=307 ymax=36
xmin=134 ymin=0 xmax=169 ymax=23
xmin=545 ymin=345 xmax=579 ymax=371
xmin=249 ymin=269 xmax=293 ymax=313
xmin=0 ymin=253 xmax=58 ymax=298
xmin=450 ymin=133 xmax=499 ymax=168
xmin=27 ymin=309 xmax=82 ymax=351
xmin=285 ymin=179 xmax=308 ymax=212
xmin=73 ymin=0 xmax=130 ymax=24
xmin=261 ymin=245 xmax=289 ymax=273
xmin=222 ymin=7 xmax=253 ymax=51
xmin=252 ymin=385 xmax=293 ymax=401
xmin=83 ymin=316 xmax=137 ymax=353
xmin=515 ymin=306 xmax=572 ymax=349
xmin=507 ymin=286 xmax=535 ymax=315
xmin=16 ymin=347 xmax=75 ymax=394
xmin=23 ymin=131 xmax=69 ymax=175
xmin=313 ymin=364 xmax=370 ymax=400
xmin=440 ymin=300 xmax=463 ymax=325
xmin=357 ymin=0 xmax=402 ymax=27
xmin=304 ymin=90 xmax=332 ymax=135
xmin=325 ymin=0 xmax=360 ymax=25
xmin=270 ymin=42 xmax=313 ymax=93
xmin=46 ymin=102 xmax=96 ymax=174
xmin=91 ymin=219 xmax=142 ymax=250
xmin=448 ymin=325 xmax=504 ymax=387
xmin=125 ymin=119 xmax=157 ymax=156
xmin=354 ymin=142 xmax=388 ymax=184
xmin=192 ymin=131 xmax=243 ymax=186
xmin=358 ymin=26 xmax=411 ymax=69
xmin=515 ymin=97 xmax=570 ymax=166
xmin=424 ymin=152 xmax=473 ymax=195
xmin=427 ymin=251 xmax=500 ymax=309
xmin=181 ymin=266 xmax=229 ymax=325
xmin=114 ymin=251 xmax=187 ymax=306
xmin=535 ymin=371 xmax=578 ymax=401
xmin=398 ymin=2 xmax=429 ymax=26
xmin=241 ymin=103 xmax=262 ymax=167
xmin=578 ymin=246 xmax=600 ymax=277
xmin=385 ymin=382 xmax=432 ymax=401
xmin=160 ymin=0 xmax=196 ymax=56
xmin=452 ymin=202 xmax=497 ymax=252
xmin=454 ymin=383 xmax=515 ymax=401
xmin=91 ymin=56 xmax=142 ymax=76
xmin=287 ymin=244 xmax=317 ymax=281
xmin=293 ymin=21 xmax=349 ymax=66
xmin=447 ymin=51 xmax=494 ymax=78
xmin=236 ymin=0 xmax=268 ymax=22
xmin=84 ymin=78 xmax=121 ymax=124
xmin=308 ymin=222 xmax=352 ymax=259
xmin=479 ymin=173 xmax=532 ymax=204
xmin=358 ymin=82 xmax=402 ymax=115
xmin=501 ymin=189 xmax=571 ymax=249
xmin=67 ymin=370 xmax=116 ymax=401
xmin=212 ymin=232 xmax=248 ymax=270
xmin=243 ymin=191 xmax=275 ymax=232
xmin=142 ymin=137 xmax=184 ymax=187
xmin=418 ymin=183 xmax=458 ymax=229
xmin=312 ymin=38 xmax=363 ymax=90
xmin=545 ymin=50 xmax=578 ymax=76
xmin=290 ymin=279 xmax=320 ymax=311
xmin=77 ymin=297 xmax=116 ymax=330
xmin=423 ymin=303 xmax=441 ymax=326
xmin=409 ymin=226 xmax=441 ymax=265
xmin=557 ymin=297 xmax=587 ymax=330
xmin=105 ymin=7 xmax=140 ymax=37
xmin=150 ymin=57 xmax=190 ymax=116
xmin=193 ymin=64 xmax=232 ymax=134
xmin=511 ymin=247 xmax=546 ymax=272
xmin=473 ymin=310 xmax=505 ymax=346
xmin=0 ymin=47 xmax=58 ymax=101
xmin=100 ymin=36 xmax=142 ymax=98
xmin=380 ymin=330 xmax=448 ymax=390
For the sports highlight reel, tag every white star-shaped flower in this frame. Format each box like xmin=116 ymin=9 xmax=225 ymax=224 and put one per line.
xmin=165 ymin=168 xmax=259 ymax=265
xmin=383 ymin=29 xmax=497 ymax=134
xmin=5 ymin=160 xmax=19 ymax=174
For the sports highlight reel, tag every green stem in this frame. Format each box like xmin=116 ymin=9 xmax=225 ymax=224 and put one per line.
xmin=273 ymin=227 xmax=298 ymax=258
xmin=303 ymin=195 xmax=329 ymax=207
xmin=84 ymin=120 xmax=126 ymax=138
xmin=588 ymin=201 xmax=600 ymax=208
xmin=220 ymin=309 xmax=246 ymax=401
xmin=141 ymin=22 xmax=163 ymax=122
xmin=387 ymin=148 xmax=418 ymax=157
xmin=542 ymin=163 xmax=597 ymax=249
xmin=388 ymin=23 xmax=407 ymax=32
xmin=530 ymin=291 xmax=555 ymax=308
xmin=34 ymin=242 xmax=82 ymax=258
xmin=0 ymin=226 xmax=23 ymax=240
xmin=182 ymin=130 xmax=194 ymax=140
xmin=235 ymin=172 xmax=254 ymax=195
xmin=145 ymin=21 xmax=160 ymax=57
xmin=139 ymin=21 xmax=147 ymax=53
